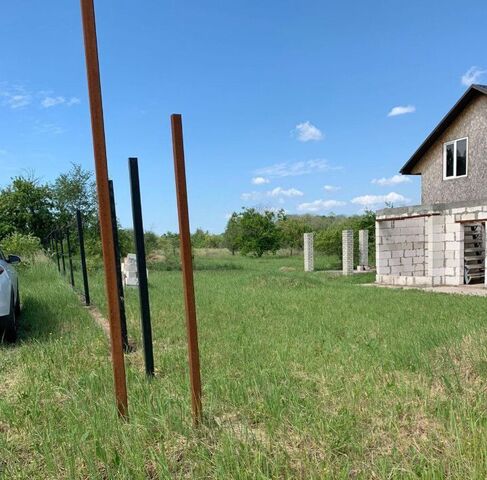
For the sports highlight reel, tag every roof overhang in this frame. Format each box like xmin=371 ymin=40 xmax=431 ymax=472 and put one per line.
xmin=400 ymin=84 xmax=487 ymax=175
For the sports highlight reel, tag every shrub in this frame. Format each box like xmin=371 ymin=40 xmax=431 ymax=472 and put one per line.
xmin=315 ymin=227 xmax=342 ymax=257
xmin=0 ymin=232 xmax=42 ymax=264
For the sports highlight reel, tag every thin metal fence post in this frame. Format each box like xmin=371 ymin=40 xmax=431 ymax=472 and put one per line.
xmin=80 ymin=0 xmax=128 ymax=418
xmin=66 ymin=228 xmax=75 ymax=287
xmin=59 ymin=230 xmax=66 ymax=275
xmin=128 ymin=157 xmax=154 ymax=376
xmin=170 ymin=114 xmax=203 ymax=424
xmin=109 ymin=180 xmax=129 ymax=352
xmin=76 ymin=210 xmax=91 ymax=306
xmin=54 ymin=234 xmax=61 ymax=272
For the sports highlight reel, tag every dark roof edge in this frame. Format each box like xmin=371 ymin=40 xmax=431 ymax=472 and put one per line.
xmin=400 ymin=84 xmax=487 ymax=175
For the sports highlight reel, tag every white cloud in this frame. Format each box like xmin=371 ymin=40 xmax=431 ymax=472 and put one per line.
xmin=241 ymin=191 xmax=260 ymax=201
xmin=251 ymin=176 xmax=270 ymax=185
xmin=255 ymin=159 xmax=338 ymax=178
xmin=66 ymin=97 xmax=81 ymax=106
xmin=293 ymin=121 xmax=323 ymax=142
xmin=0 ymin=85 xmax=32 ymax=109
xmin=351 ymin=192 xmax=410 ymax=207
xmin=8 ymin=94 xmax=31 ymax=109
xmin=268 ymin=187 xmax=303 ymax=198
xmin=324 ymin=185 xmax=340 ymax=192
xmin=41 ymin=94 xmax=80 ymax=108
xmin=1 ymin=84 xmax=80 ymax=110
xmin=387 ymin=105 xmax=416 ymax=117
xmin=297 ymin=199 xmax=346 ymax=213
xmin=461 ymin=66 xmax=486 ymax=86
xmin=241 ymin=186 xmax=304 ymax=201
xmin=371 ymin=174 xmax=411 ymax=186
xmin=41 ymin=96 xmax=66 ymax=108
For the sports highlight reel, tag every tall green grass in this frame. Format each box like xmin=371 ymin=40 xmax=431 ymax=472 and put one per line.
xmin=2 ymin=257 xmax=487 ymax=478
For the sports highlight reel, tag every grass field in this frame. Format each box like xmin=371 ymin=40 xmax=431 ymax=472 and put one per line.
xmin=2 ymin=254 xmax=487 ymax=478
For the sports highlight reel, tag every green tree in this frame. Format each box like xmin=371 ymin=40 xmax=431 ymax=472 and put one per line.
xmin=161 ymin=231 xmax=180 ymax=257
xmin=118 ymin=228 xmax=134 ymax=258
xmin=144 ymin=231 xmax=160 ymax=255
xmin=192 ymin=228 xmax=209 ymax=249
xmin=223 ymin=213 xmax=243 ymax=255
xmin=278 ymin=216 xmax=309 ymax=256
xmin=0 ymin=174 xmax=55 ymax=243
xmin=228 ymin=208 xmax=283 ymax=257
xmin=314 ymin=226 xmax=343 ymax=257
xmin=205 ymin=233 xmax=224 ymax=248
xmin=52 ymin=163 xmax=98 ymax=229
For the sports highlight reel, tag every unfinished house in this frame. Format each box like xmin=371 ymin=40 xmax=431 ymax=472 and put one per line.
xmin=376 ymin=84 xmax=487 ymax=287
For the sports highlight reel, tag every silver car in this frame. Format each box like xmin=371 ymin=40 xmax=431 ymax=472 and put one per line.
xmin=0 ymin=249 xmax=21 ymax=342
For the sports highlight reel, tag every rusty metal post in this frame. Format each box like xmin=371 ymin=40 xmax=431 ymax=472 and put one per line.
xmin=170 ymin=114 xmax=202 ymax=424
xmin=80 ymin=0 xmax=128 ymax=418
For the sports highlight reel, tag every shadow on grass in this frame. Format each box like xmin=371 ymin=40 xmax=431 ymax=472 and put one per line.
xmin=17 ymin=294 xmax=64 ymax=343
xmin=148 ymin=259 xmax=244 ymax=272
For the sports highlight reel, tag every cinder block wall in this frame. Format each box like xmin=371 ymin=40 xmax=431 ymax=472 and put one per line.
xmin=376 ymin=216 xmax=427 ymax=283
xmin=376 ymin=199 xmax=487 ymax=287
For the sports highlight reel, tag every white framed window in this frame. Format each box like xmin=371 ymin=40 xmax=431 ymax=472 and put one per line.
xmin=443 ymin=137 xmax=468 ymax=180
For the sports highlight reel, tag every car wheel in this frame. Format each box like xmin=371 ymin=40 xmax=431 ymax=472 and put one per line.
xmin=15 ymin=287 xmax=21 ymax=318
xmin=4 ymin=292 xmax=17 ymax=343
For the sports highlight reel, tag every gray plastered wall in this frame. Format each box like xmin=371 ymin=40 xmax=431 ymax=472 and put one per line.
xmin=413 ymin=95 xmax=487 ymax=204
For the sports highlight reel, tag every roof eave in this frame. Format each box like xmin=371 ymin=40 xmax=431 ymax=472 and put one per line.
xmin=400 ymin=85 xmax=487 ymax=175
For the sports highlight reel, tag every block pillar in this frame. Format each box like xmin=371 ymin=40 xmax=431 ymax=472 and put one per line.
xmin=342 ymin=230 xmax=353 ymax=276
xmin=303 ymin=232 xmax=314 ymax=272
xmin=426 ymin=215 xmax=444 ymax=286
xmin=358 ymin=229 xmax=369 ymax=271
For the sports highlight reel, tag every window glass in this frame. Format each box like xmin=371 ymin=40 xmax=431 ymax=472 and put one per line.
xmin=445 ymin=143 xmax=454 ymax=177
xmin=456 ymin=139 xmax=467 ymax=176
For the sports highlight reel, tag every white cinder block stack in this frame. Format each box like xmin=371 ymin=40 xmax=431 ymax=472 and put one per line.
xmin=342 ymin=230 xmax=353 ymax=276
xmin=303 ymin=232 xmax=314 ymax=272
xmin=121 ymin=253 xmax=139 ymax=287
xmin=358 ymin=229 xmax=369 ymax=271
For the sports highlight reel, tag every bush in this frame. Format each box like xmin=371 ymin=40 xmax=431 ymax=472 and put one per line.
xmin=314 ymin=227 xmax=343 ymax=257
xmin=0 ymin=232 xmax=42 ymax=264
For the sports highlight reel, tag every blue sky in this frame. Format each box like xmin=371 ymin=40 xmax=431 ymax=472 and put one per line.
xmin=1 ymin=1 xmax=486 ymax=233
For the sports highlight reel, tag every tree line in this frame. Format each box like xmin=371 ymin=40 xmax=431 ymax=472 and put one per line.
xmin=0 ymin=165 xmax=375 ymax=265
xmin=222 ymin=207 xmax=375 ymax=259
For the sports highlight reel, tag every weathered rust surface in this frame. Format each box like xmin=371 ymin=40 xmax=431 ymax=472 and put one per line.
xmin=80 ymin=0 xmax=128 ymax=419
xmin=171 ymin=114 xmax=203 ymax=424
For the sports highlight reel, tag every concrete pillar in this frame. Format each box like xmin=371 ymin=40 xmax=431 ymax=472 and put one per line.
xmin=303 ymin=232 xmax=314 ymax=272
xmin=426 ymin=215 xmax=445 ymax=286
xmin=358 ymin=229 xmax=369 ymax=271
xmin=342 ymin=230 xmax=353 ymax=276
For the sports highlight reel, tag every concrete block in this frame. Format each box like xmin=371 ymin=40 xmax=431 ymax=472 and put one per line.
xmin=379 ymin=250 xmax=392 ymax=260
